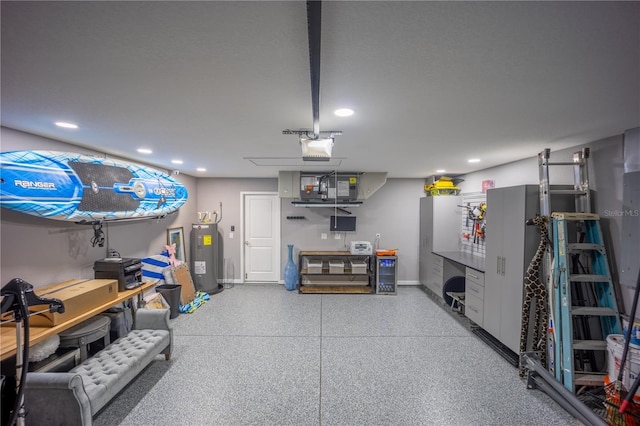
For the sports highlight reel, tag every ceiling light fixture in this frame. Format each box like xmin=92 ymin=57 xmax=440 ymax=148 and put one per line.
xmin=468 ymin=158 xmax=481 ymax=163
xmin=436 ymin=169 xmax=446 ymax=173
xmin=196 ymin=167 xmax=206 ymax=172
xmin=55 ymin=121 xmax=78 ymax=129
xmin=334 ymin=108 xmax=354 ymax=117
xmin=171 ymin=159 xmax=183 ymax=165
xmin=137 ymin=148 xmax=152 ymax=154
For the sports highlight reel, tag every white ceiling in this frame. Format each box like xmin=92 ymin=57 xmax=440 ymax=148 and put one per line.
xmin=1 ymin=1 xmax=638 ymax=178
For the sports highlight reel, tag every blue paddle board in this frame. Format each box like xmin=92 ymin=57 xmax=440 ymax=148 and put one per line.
xmin=0 ymin=150 xmax=188 ymax=222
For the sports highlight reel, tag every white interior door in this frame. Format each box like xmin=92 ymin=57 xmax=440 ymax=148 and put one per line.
xmin=243 ymin=192 xmax=280 ymax=282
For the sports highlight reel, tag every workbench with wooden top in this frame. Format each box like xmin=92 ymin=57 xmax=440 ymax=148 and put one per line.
xmin=1 ymin=280 xmax=155 ymax=361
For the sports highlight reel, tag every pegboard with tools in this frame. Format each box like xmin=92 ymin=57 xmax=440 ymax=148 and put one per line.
xmin=459 ymin=192 xmax=487 ymax=258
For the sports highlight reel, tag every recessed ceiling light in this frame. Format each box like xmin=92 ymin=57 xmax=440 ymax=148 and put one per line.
xmin=196 ymin=167 xmax=206 ymax=172
xmin=334 ymin=108 xmax=354 ymax=117
xmin=137 ymin=148 xmax=152 ymax=154
xmin=436 ymin=169 xmax=446 ymax=173
xmin=171 ymin=159 xmax=183 ymax=165
xmin=55 ymin=121 xmax=78 ymax=129
xmin=468 ymin=158 xmax=481 ymax=163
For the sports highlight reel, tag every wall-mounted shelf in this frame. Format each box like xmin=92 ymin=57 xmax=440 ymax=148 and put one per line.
xmin=291 ymin=201 xmax=362 ymax=208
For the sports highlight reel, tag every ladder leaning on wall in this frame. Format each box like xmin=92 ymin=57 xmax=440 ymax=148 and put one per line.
xmin=538 ymin=148 xmax=622 ymax=393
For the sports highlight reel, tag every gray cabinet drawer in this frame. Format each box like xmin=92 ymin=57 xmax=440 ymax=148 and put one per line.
xmin=465 ymin=278 xmax=484 ymax=300
xmin=465 ymin=267 xmax=484 ymax=287
xmin=432 ymin=265 xmax=443 ymax=279
xmin=465 ymin=293 xmax=484 ymax=326
xmin=432 ymin=258 xmax=443 ymax=278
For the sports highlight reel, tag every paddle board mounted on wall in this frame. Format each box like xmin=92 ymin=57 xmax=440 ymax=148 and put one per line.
xmin=0 ymin=150 xmax=188 ymax=223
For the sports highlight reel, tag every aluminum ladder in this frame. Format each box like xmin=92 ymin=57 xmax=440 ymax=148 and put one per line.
xmin=539 ymin=148 xmax=592 ymax=215
xmin=539 ymin=147 xmax=621 ymax=392
xmin=552 ymin=212 xmax=621 ymax=392
xmin=538 ymin=147 xmax=593 ymax=379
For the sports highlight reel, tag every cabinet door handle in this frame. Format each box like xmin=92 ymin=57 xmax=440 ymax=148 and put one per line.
xmin=469 ymin=306 xmax=479 ymax=313
xmin=469 ymin=286 xmax=480 ymax=294
xmin=497 ymin=257 xmax=501 ymax=274
xmin=468 ymin=273 xmax=479 ymax=280
xmin=501 ymin=257 xmax=506 ymax=276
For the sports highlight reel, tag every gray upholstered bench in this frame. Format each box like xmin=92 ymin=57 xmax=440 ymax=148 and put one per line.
xmin=24 ymin=308 xmax=173 ymax=426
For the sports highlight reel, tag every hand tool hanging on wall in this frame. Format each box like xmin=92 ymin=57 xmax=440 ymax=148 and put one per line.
xmin=460 ymin=203 xmax=486 ymax=245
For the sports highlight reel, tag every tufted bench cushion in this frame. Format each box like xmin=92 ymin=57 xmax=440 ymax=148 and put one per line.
xmin=70 ymin=329 xmax=170 ymax=415
xmin=24 ymin=308 xmax=172 ymax=426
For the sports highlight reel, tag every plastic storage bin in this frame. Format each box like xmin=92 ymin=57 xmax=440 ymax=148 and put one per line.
xmin=305 ymin=258 xmax=324 ymax=274
xmin=350 ymin=260 xmax=368 ymax=274
xmin=329 ymin=260 xmax=345 ymax=274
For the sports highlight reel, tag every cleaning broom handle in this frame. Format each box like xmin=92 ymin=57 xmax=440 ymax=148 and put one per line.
xmin=619 ymin=271 xmax=640 ymax=382
xmin=622 ymin=372 xmax=640 ymax=413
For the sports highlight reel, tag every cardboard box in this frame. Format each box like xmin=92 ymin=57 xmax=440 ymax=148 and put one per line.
xmin=28 ymin=279 xmax=118 ymax=327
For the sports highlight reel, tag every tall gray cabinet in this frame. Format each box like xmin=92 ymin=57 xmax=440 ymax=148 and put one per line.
xmin=419 ymin=196 xmax=461 ymax=298
xmin=484 ymin=185 xmax=572 ymax=353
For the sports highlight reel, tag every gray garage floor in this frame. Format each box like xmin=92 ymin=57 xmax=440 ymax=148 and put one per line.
xmin=94 ymin=285 xmax=581 ymax=426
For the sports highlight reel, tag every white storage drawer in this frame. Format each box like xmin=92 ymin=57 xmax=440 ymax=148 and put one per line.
xmin=465 ymin=268 xmax=484 ymax=287
xmin=466 ymin=279 xmax=484 ymax=300
xmin=432 ymin=255 xmax=444 ymax=269
xmin=432 ymin=263 xmax=443 ymax=278
xmin=465 ymin=267 xmax=484 ymax=326
xmin=465 ymin=293 xmax=484 ymax=326
xmin=329 ymin=259 xmax=344 ymax=274
xmin=304 ymin=258 xmax=324 ymax=274
xmin=350 ymin=260 xmax=368 ymax=274
xmin=431 ymin=258 xmax=443 ymax=279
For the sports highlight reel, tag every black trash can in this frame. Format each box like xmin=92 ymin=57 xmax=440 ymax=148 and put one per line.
xmin=156 ymin=284 xmax=181 ymax=319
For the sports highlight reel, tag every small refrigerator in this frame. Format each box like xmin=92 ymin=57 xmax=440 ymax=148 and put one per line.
xmin=375 ymin=256 xmax=397 ymax=295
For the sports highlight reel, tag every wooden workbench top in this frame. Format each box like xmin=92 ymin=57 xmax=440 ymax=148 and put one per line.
xmin=0 ymin=281 xmax=155 ymax=360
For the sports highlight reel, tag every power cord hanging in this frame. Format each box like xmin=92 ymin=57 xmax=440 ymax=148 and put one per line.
xmin=91 ymin=222 xmax=105 ymax=247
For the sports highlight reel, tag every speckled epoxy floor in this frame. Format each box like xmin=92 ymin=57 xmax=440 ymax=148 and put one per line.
xmin=93 ymin=285 xmax=581 ymax=426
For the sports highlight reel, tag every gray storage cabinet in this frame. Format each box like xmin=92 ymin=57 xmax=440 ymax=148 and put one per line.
xmin=418 ymin=196 xmax=461 ymax=299
xmin=484 ymin=185 xmax=572 ymax=353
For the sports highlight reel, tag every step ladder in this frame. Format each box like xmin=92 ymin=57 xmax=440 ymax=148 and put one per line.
xmin=552 ymin=212 xmax=621 ymax=392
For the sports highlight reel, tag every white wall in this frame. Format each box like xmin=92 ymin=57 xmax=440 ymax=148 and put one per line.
xmin=0 ymin=127 xmax=197 ymax=288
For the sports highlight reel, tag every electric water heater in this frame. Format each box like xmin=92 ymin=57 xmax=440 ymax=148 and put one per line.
xmin=190 ymin=223 xmax=220 ymax=294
